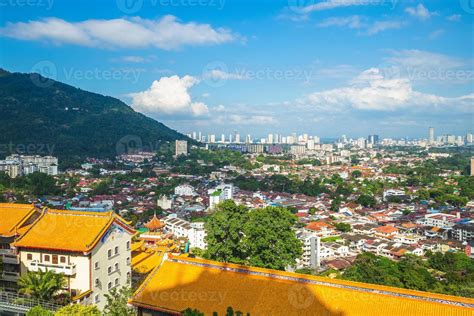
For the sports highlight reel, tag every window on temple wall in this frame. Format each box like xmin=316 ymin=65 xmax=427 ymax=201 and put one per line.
xmin=114 ymin=263 xmax=118 ymax=271
xmin=44 ymin=255 xmax=50 ymax=262
xmin=126 ymin=241 xmax=130 ymax=250
xmin=27 ymin=254 xmax=32 ymax=260
xmin=114 ymin=246 xmax=119 ymax=255
xmin=60 ymin=256 xmax=66 ymax=263
xmin=107 ymin=282 xmax=112 ymax=290
xmin=108 ymin=249 xmax=112 ymax=258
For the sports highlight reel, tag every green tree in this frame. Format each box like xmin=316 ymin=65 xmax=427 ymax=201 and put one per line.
xmin=26 ymin=306 xmax=53 ymax=316
xmin=357 ymin=194 xmax=376 ymax=208
xmin=18 ymin=270 xmax=66 ymax=301
xmin=243 ymin=207 xmax=302 ymax=270
xmin=103 ymin=286 xmax=135 ymax=316
xmin=334 ymin=222 xmax=351 ymax=232
xmin=205 ymin=200 xmax=249 ymax=264
xmin=25 ymin=172 xmax=59 ymax=196
xmin=183 ymin=308 xmax=204 ymax=316
xmin=352 ymin=170 xmax=362 ymax=178
xmin=54 ymin=305 xmax=100 ymax=316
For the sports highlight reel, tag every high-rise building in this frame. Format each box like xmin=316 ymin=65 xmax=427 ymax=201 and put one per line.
xmin=221 ymin=134 xmax=226 ymax=143
xmin=471 ymin=158 xmax=474 ymax=176
xmin=368 ymin=135 xmax=379 ymax=145
xmin=235 ymin=133 xmax=241 ymax=143
xmin=267 ymin=133 xmax=273 ymax=144
xmin=466 ymin=133 xmax=473 ymax=143
xmin=245 ymin=135 xmax=252 ymax=144
xmin=429 ymin=127 xmax=435 ymax=144
xmin=175 ymin=140 xmax=188 ymax=157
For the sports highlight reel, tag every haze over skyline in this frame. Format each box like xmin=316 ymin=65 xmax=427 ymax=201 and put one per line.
xmin=1 ymin=0 xmax=473 ymax=138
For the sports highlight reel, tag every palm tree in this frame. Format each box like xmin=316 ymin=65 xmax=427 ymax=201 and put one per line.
xmin=18 ymin=270 xmax=66 ymax=300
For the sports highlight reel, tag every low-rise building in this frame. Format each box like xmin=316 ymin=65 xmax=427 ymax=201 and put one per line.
xmin=14 ymin=209 xmax=135 ymax=309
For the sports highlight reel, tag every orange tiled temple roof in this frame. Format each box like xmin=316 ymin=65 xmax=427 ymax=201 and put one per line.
xmin=131 ymin=255 xmax=474 ymax=316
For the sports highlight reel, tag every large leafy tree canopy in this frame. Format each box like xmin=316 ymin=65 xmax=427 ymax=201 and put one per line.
xmin=205 ymin=201 xmax=302 ymax=270
xmin=342 ymin=252 xmax=474 ymax=298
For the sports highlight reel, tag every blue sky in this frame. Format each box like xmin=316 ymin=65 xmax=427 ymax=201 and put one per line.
xmin=0 ymin=0 xmax=473 ymax=138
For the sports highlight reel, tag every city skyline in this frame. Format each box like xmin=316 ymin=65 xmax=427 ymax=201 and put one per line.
xmin=1 ymin=1 xmax=473 ymax=137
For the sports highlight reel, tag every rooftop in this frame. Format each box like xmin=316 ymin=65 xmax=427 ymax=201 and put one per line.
xmin=131 ymin=256 xmax=474 ymax=316
xmin=0 ymin=203 xmax=38 ymax=237
xmin=14 ymin=209 xmax=135 ymax=252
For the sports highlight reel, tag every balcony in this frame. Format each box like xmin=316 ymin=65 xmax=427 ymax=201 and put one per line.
xmin=1 ymin=254 xmax=19 ymax=265
xmin=1 ymin=271 xmax=20 ymax=282
xmin=29 ymin=261 xmax=76 ymax=276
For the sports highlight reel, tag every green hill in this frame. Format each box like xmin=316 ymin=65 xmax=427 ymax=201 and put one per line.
xmin=0 ymin=69 xmax=189 ymax=164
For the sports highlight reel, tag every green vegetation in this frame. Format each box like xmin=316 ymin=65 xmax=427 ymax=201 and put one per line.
xmin=103 ymin=286 xmax=135 ymax=316
xmin=204 ymin=200 xmax=302 ymax=270
xmin=333 ymin=222 xmax=351 ymax=232
xmin=341 ymin=252 xmax=474 ymax=297
xmin=0 ymin=172 xmax=60 ymax=197
xmin=0 ymin=69 xmax=188 ymax=164
xmin=55 ymin=305 xmax=101 ymax=315
xmin=26 ymin=306 xmax=53 ymax=316
xmin=356 ymin=194 xmax=376 ymax=208
xmin=18 ymin=270 xmax=66 ymax=301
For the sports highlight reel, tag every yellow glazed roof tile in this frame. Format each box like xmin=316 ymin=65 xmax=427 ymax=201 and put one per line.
xmin=131 ymin=256 xmax=474 ymax=316
xmin=14 ymin=209 xmax=134 ymax=252
xmin=0 ymin=203 xmax=37 ymax=237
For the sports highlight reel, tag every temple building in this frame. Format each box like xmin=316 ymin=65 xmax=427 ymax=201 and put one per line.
xmin=130 ymin=255 xmax=474 ymax=316
xmin=14 ymin=209 xmax=135 ymax=309
xmin=0 ymin=204 xmax=41 ymax=290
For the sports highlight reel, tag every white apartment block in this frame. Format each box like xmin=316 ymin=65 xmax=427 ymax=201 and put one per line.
xmin=162 ymin=215 xmax=207 ymax=249
xmin=174 ymin=184 xmax=196 ymax=196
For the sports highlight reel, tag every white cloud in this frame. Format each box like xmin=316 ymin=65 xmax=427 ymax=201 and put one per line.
xmin=447 ymin=14 xmax=461 ymax=22
xmin=203 ymin=69 xmax=248 ymax=81
xmin=428 ymin=29 xmax=444 ymax=40
xmin=302 ymin=0 xmax=388 ymax=13
xmin=229 ymin=115 xmax=277 ymax=125
xmin=317 ymin=16 xmax=363 ymax=29
xmin=405 ymin=4 xmax=435 ymax=20
xmin=0 ymin=16 xmax=237 ymax=50
xmin=190 ymin=102 xmax=209 ymax=116
xmin=299 ymin=68 xmax=473 ymax=112
xmin=385 ymin=49 xmax=465 ymax=69
xmin=130 ymin=75 xmax=208 ymax=116
xmin=317 ymin=16 xmax=404 ymax=35
xmin=366 ymin=20 xmax=404 ymax=35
